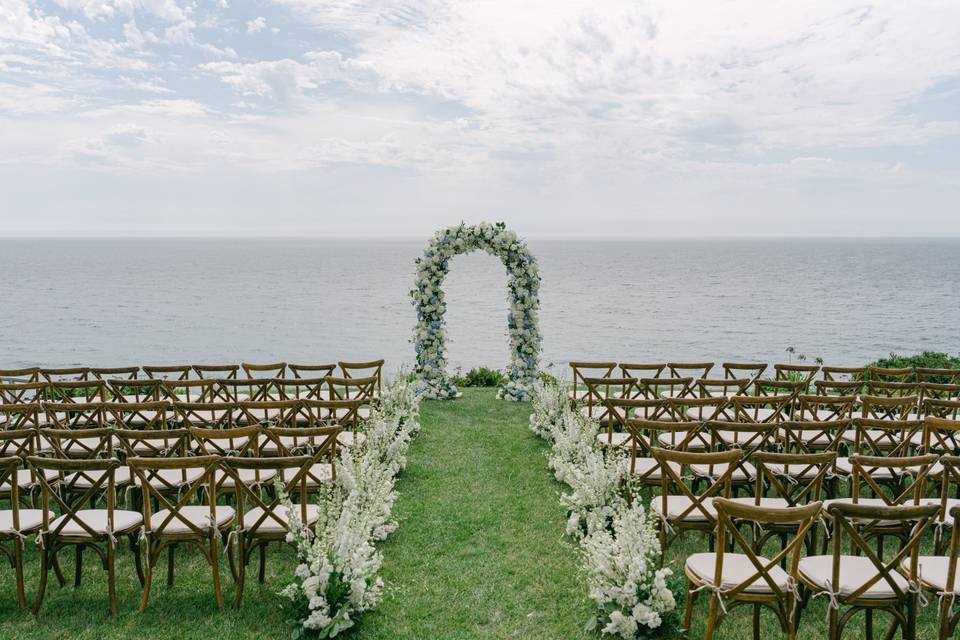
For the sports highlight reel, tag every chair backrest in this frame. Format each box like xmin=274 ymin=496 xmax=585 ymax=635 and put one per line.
xmin=42 ymin=401 xmax=107 ymax=430
xmin=0 ymin=367 xmax=40 ymax=384
xmin=295 ymin=399 xmax=362 ymax=433
xmin=580 ymin=377 xmax=639 ymax=420
xmin=825 ymin=502 xmax=939 ymax=603
xmin=189 ymin=425 xmax=261 ymax=490
xmin=934 ymin=456 xmax=960 ymax=527
xmin=866 ymin=366 xmax=913 ymax=383
xmin=773 ymin=363 xmax=819 ymax=388
xmin=214 ymin=378 xmax=274 ymax=403
xmin=241 ymin=362 xmax=287 ymax=379
xmin=712 ymin=497 xmax=821 ymax=600
xmin=751 ymin=451 xmax=836 ymax=507
xmin=704 ymin=420 xmax=778 ymax=453
xmin=641 ymin=376 xmax=694 ymax=400
xmin=650 ymin=448 xmax=741 ymax=523
xmin=667 ymin=362 xmax=713 ymax=379
xmin=261 ymin=425 xmax=340 ymax=486
xmin=849 ymin=453 xmax=938 ymax=505
xmin=192 ymin=364 xmax=239 ymax=380
xmin=105 ymin=378 xmax=164 ymax=403
xmin=128 ymin=455 xmax=220 ymax=534
xmin=142 ymin=365 xmax=195 ymax=381
xmin=796 ymin=394 xmax=856 ymax=421
xmin=915 ymin=368 xmax=960 ymax=385
xmin=104 ymin=401 xmax=169 ymax=430
xmin=0 ymin=382 xmax=45 ymax=404
xmin=696 ymin=378 xmax=749 ymax=398
xmin=779 ymin=419 xmax=851 ymax=455
xmin=667 ymin=396 xmax=728 ymax=422
xmin=821 ymin=366 xmax=865 ymax=382
xmin=0 ymin=456 xmax=25 ymax=525
xmin=866 ymin=380 xmax=919 ymax=398
xmin=919 ymin=383 xmax=960 ymax=404
xmin=0 ymin=402 xmax=41 ymax=430
xmin=222 ymin=455 xmax=313 ymax=535
xmin=860 ymin=394 xmax=918 ymax=421
xmin=44 ymin=380 xmax=105 ymax=403
xmin=754 ymin=378 xmax=806 ymax=399
xmin=237 ymin=399 xmax=299 ymax=427
xmin=721 ymin=362 xmax=767 ymax=383
xmin=338 ymin=360 xmax=384 ymax=397
xmin=568 ymin=362 xmax=616 ymax=401
xmin=922 ymin=416 xmax=960 ymax=453
xmin=618 ymin=363 xmax=666 ymax=380
xmin=728 ymin=394 xmax=793 ymax=423
xmin=0 ymin=428 xmax=39 ymax=466
xmin=814 ymin=379 xmax=864 ymax=397
xmin=115 ymin=427 xmax=191 ymax=463
xmin=161 ymin=379 xmax=216 ymax=403
xmin=39 ymin=367 xmax=90 ymax=383
xmin=173 ymin=402 xmax=240 ymax=430
xmin=923 ymin=398 xmax=960 ymax=419
xmin=288 ymin=363 xmax=336 ymax=380
xmin=42 ymin=426 xmax=114 ymax=459
xmin=28 ymin=456 xmax=124 ymax=538
xmin=326 ymin=375 xmax=376 ymax=405
xmin=273 ymin=377 xmax=326 ymax=401
xmin=851 ymin=418 xmax=922 ymax=457
xmin=90 ymin=366 xmax=140 ymax=381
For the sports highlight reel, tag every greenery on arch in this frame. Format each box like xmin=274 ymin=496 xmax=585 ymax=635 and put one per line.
xmin=411 ymin=222 xmax=542 ymax=401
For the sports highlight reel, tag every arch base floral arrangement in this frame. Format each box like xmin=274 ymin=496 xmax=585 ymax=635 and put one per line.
xmin=411 ymin=222 xmax=542 ymax=401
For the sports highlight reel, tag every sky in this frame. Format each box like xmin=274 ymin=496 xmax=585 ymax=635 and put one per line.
xmin=1 ymin=0 xmax=959 ymax=238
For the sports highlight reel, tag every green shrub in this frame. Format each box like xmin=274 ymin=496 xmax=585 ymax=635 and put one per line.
xmin=865 ymin=351 xmax=960 ymax=382
xmin=451 ymin=367 xmax=505 ymax=388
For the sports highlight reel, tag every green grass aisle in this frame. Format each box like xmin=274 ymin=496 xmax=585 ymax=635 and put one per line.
xmin=353 ymin=388 xmax=594 ymax=640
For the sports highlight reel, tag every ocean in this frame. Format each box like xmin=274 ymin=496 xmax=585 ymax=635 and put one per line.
xmin=2 ymin=238 xmax=958 ymax=375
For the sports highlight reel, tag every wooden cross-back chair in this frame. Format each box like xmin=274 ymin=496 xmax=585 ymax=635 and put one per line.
xmin=921 ymin=415 xmax=960 ymax=455
xmin=815 ymin=379 xmax=864 ymax=398
xmin=326 ymin=376 xmax=376 ymax=445
xmin=866 ymin=366 xmax=913 ymax=383
xmin=172 ymin=401 xmax=240 ymax=431
xmin=297 ymin=399 xmax=361 ymax=450
xmin=142 ymin=365 xmax=194 ymax=381
xmin=214 ymin=378 xmax=274 ymax=404
xmin=189 ymin=425 xmax=275 ymax=494
xmin=273 ymin=376 xmax=326 ymax=402
xmin=921 ymin=384 xmax=960 ymax=406
xmin=697 ymin=378 xmax=751 ymax=399
xmin=842 ymin=418 xmax=923 ymax=462
xmin=578 ymin=376 xmax=639 ymax=427
xmin=915 ymin=368 xmax=960 ymax=385
xmin=223 ymin=455 xmax=313 ymax=607
xmin=42 ymin=401 xmax=107 ymax=431
xmin=909 ymin=503 xmax=960 ymax=640
xmin=721 ymin=362 xmax=767 ymax=385
xmin=0 ymin=367 xmax=40 ymax=384
xmin=618 ymin=363 xmax=666 ymax=381
xmin=642 ymin=376 xmax=694 ymax=400
xmin=796 ymin=394 xmax=856 ymax=422
xmin=602 ymin=398 xmax=668 ymax=449
xmin=90 ymin=366 xmax=140 ymax=381
xmin=0 ymin=402 xmax=41 ymax=431
xmin=192 ymin=364 xmax=239 ymax=380
xmin=683 ymin=498 xmax=822 ymax=640
xmin=105 ymin=378 xmax=164 ymax=404
xmin=127 ymin=454 xmax=230 ymax=612
xmin=339 ymin=359 xmax=385 ymax=398
xmin=655 ymin=397 xmax=728 ymax=451
xmin=860 ymin=394 xmax=918 ymax=421
xmin=241 ymin=361 xmax=287 ymax=379
xmin=260 ymin=423 xmax=340 ymax=488
xmin=797 ymin=501 xmax=939 ymax=640
xmin=41 ymin=428 xmax=133 ymax=500
xmin=0 ymin=425 xmax=47 ymax=506
xmin=39 ymin=367 xmax=90 ymax=383
xmin=668 ymin=362 xmax=714 ymax=380
xmin=288 ymin=363 xmax=336 ymax=380
xmin=0 ymin=382 xmax=45 ymax=404
xmin=104 ymin=400 xmax=169 ymax=431
xmin=27 ymin=455 xmax=143 ymax=615
xmin=0 ymin=456 xmax=43 ymax=608
xmin=927 ymin=455 xmax=960 ymax=555
xmin=754 ymin=379 xmax=806 ymax=404
xmin=161 ymin=378 xmax=216 ymax=403
xmin=568 ymin=361 xmax=616 ymax=403
xmin=773 ymin=363 xmax=819 ymax=390
xmin=866 ymin=380 xmax=920 ymax=400
xmin=650 ymin=447 xmax=741 ymax=556
xmin=779 ymin=419 xmax=851 ymax=464
xmin=114 ymin=427 xmax=199 ymax=496
xmin=618 ymin=416 xmax=687 ymax=488
xmin=44 ymin=379 xmax=106 ymax=404
xmin=727 ymin=394 xmax=793 ymax=424
xmin=237 ymin=399 xmax=299 ymax=428
xmin=696 ymin=422 xmax=777 ymax=491
xmin=822 ymin=366 xmax=866 ymax=382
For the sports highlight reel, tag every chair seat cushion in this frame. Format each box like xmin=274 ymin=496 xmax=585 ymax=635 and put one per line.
xmin=282 ymin=464 xmax=334 ymax=486
xmin=0 ymin=508 xmax=44 ymax=533
xmin=63 ymin=466 xmax=132 ymax=488
xmin=839 ymin=429 xmax=898 ymax=446
xmin=656 ymin=431 xmax=707 ymax=450
xmin=49 ymin=509 xmax=142 ymax=537
xmin=150 ymin=505 xmax=234 ymax=535
xmin=214 ymin=468 xmax=277 ymax=488
xmin=337 ymin=431 xmax=366 ymax=448
xmin=134 ymin=467 xmax=205 ymax=489
xmin=905 ymin=556 xmax=960 ymax=595
xmin=0 ymin=468 xmax=58 ymax=490
xmin=690 ymin=462 xmax=756 ymax=482
xmin=799 ymin=555 xmax=909 ymax=599
xmin=713 ymin=430 xmax=770 ymax=447
xmin=778 ymin=428 xmax=837 ymax=447
xmin=595 ymin=431 xmax=631 ymax=447
xmin=728 ymin=497 xmax=792 ymax=510
xmin=243 ymin=503 xmax=321 ymax=533
xmin=833 ymin=458 xmax=896 ymax=477
xmin=651 ymin=495 xmax=717 ymax=522
xmin=686 ymin=552 xmax=790 ymax=593
xmin=626 ymin=458 xmax=681 ymax=481
xmin=761 ymin=462 xmax=824 ymax=480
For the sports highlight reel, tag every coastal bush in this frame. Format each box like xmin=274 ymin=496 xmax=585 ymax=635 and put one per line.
xmin=451 ymin=366 xmax=505 ymax=388
xmin=866 ymin=351 xmax=960 ymax=382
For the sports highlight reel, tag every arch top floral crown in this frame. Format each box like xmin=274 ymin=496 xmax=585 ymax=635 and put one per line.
xmin=410 ymin=222 xmax=542 ymax=401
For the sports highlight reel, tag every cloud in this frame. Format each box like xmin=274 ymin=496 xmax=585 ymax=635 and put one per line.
xmin=246 ymin=16 xmax=266 ymax=34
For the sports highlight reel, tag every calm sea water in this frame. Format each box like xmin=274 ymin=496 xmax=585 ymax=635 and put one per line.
xmin=1 ymin=238 xmax=958 ymax=375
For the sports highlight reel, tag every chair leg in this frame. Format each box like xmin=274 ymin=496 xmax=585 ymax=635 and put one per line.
xmin=258 ymin=543 xmax=267 ymax=583
xmin=138 ymin=545 xmax=154 ymax=613
xmin=74 ymin=545 xmax=83 ymax=587
xmin=683 ymin=578 xmax=696 ymax=631
xmin=938 ymin=595 xmax=952 ymax=640
xmin=233 ymin=536 xmax=247 ymax=608
xmin=704 ymin=593 xmax=719 ymax=640
xmin=752 ymin=603 xmax=760 ymax=640
xmin=906 ymin=595 xmax=918 ymax=640
xmin=107 ymin=540 xmax=117 ymax=616
xmin=13 ymin=537 xmax=26 ymax=609
xmin=211 ymin=534 xmax=223 ymax=609
xmin=130 ymin=534 xmax=145 ymax=587
xmin=33 ymin=544 xmax=49 ymax=615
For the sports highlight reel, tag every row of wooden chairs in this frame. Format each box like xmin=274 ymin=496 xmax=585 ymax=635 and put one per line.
xmin=0 ymin=442 xmax=341 ymax=615
xmin=0 ymin=360 xmax=384 ymax=385
xmin=0 ymin=374 xmax=380 ymax=406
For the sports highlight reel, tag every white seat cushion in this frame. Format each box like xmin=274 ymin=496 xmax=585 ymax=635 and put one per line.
xmin=282 ymin=463 xmax=334 ymax=486
xmin=243 ymin=503 xmax=321 ymax=533
xmin=777 ymin=428 xmax=836 ymax=447
xmin=49 ymin=509 xmax=142 ymax=537
xmin=651 ymin=495 xmax=717 ymax=522
xmin=799 ymin=555 xmax=909 ymax=599
xmin=0 ymin=468 xmax=58 ymax=490
xmin=63 ymin=466 xmax=132 ymax=488
xmin=259 ymin=434 xmax=335 ymax=454
xmin=133 ymin=467 xmax=205 ymax=489
xmin=595 ymin=431 xmax=631 ymax=447
xmin=713 ymin=430 xmax=770 ymax=447
xmin=833 ymin=458 xmax=896 ymax=478
xmin=822 ymin=498 xmax=921 ymax=526
xmin=690 ymin=461 xmax=756 ymax=482
xmin=686 ymin=552 xmax=790 ymax=593
xmin=656 ymin=431 xmax=707 ymax=450
xmin=337 ymin=431 xmax=366 ymax=448
xmin=761 ymin=462 xmax=824 ymax=480
xmin=214 ymin=468 xmax=277 ymax=488
xmin=839 ymin=429 xmax=896 ymax=446
xmin=149 ymin=505 xmax=235 ymax=535
xmin=728 ymin=497 xmax=792 ymax=510
xmin=627 ymin=458 xmax=682 ymax=481
xmin=907 ymin=556 xmax=960 ymax=595
xmin=0 ymin=509 xmax=44 ymax=533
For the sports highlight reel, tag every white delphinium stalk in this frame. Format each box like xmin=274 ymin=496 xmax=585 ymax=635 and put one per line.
xmin=529 ymin=378 xmax=567 ymax=441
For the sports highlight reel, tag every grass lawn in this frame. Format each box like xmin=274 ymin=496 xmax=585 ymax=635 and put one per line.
xmin=0 ymin=388 xmax=948 ymax=639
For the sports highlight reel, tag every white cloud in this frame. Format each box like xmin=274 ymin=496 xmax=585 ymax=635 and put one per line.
xmin=246 ymin=16 xmax=266 ymax=34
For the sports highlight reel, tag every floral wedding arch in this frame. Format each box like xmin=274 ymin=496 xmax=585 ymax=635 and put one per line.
xmin=411 ymin=222 xmax=542 ymax=401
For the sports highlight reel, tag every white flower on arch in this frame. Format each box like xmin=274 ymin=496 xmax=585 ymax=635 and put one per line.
xmin=411 ymin=221 xmax=542 ymax=401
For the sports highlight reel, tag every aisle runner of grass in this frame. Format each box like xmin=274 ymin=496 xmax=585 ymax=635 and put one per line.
xmin=354 ymin=388 xmax=594 ymax=639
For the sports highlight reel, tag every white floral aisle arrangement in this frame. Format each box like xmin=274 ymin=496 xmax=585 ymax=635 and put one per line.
xmin=278 ymin=376 xmax=421 ymax=638
xmin=411 ymin=221 xmax=542 ymax=401
xmin=529 ymin=380 xmax=678 ymax=639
